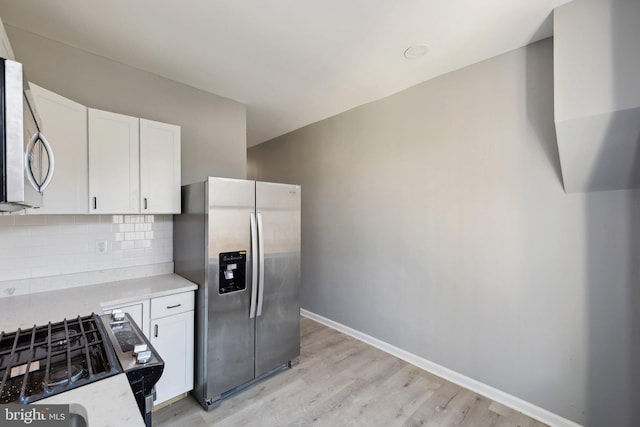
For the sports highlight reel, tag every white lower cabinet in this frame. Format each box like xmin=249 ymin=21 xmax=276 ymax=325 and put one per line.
xmin=150 ymin=310 xmax=195 ymax=404
xmin=150 ymin=292 xmax=195 ymax=405
xmin=101 ymin=291 xmax=195 ymax=405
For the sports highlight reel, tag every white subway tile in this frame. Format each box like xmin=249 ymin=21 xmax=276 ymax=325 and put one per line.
xmin=87 ymin=223 xmax=108 ymax=234
xmin=74 ymin=215 xmax=100 ymax=224
xmin=40 ymin=226 xmax=64 ymax=237
xmin=23 ymin=234 xmax=52 ymax=247
xmin=112 ymin=257 xmax=135 ymax=269
xmin=30 ymin=264 xmax=61 ymax=279
xmin=46 ymin=216 xmax=75 ymax=225
xmin=0 ymin=227 xmax=30 ymax=237
xmin=0 ymin=216 xmax=15 ymax=226
xmin=121 ymin=241 xmax=135 ymax=250
xmin=124 ymin=248 xmax=145 ymax=258
xmin=59 ymin=224 xmax=89 ymax=235
xmin=0 ymin=208 xmax=173 ymax=296
xmin=14 ymin=216 xmax=47 ymax=226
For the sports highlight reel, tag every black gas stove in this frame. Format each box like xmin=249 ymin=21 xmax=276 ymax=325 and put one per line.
xmin=0 ymin=314 xmax=120 ymax=404
xmin=0 ymin=312 xmax=163 ymax=427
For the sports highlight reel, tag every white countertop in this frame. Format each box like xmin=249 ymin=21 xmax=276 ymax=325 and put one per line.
xmin=40 ymin=374 xmax=145 ymax=427
xmin=0 ymin=273 xmax=197 ymax=332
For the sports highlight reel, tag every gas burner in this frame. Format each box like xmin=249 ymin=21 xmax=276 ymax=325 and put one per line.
xmin=47 ymin=364 xmax=85 ymax=388
xmin=47 ymin=328 xmax=79 ymax=348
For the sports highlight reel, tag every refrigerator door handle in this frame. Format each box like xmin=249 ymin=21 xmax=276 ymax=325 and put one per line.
xmin=249 ymin=212 xmax=259 ymax=319
xmin=256 ymin=212 xmax=265 ymax=317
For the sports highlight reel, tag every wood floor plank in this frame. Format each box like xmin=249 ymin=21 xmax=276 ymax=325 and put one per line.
xmin=153 ymin=317 xmax=549 ymax=427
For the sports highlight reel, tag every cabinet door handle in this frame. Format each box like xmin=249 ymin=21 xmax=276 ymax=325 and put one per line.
xmin=144 ymin=198 xmax=148 ymax=210
xmin=154 ymin=324 xmax=158 ymax=338
xmin=166 ymin=304 xmax=181 ymax=309
xmin=93 ymin=197 xmax=97 ymax=210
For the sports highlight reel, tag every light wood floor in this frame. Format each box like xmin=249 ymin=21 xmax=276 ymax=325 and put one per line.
xmin=153 ymin=317 xmax=548 ymax=427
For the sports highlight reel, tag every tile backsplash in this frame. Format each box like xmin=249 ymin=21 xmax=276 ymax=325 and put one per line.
xmin=0 ymin=214 xmax=173 ymax=282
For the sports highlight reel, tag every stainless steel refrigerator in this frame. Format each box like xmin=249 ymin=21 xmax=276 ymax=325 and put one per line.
xmin=174 ymin=177 xmax=301 ymax=410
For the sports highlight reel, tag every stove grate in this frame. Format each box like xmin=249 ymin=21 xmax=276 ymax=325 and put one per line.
xmin=0 ymin=313 xmax=121 ymax=404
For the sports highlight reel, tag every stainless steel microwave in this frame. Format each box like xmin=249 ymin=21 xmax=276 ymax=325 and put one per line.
xmin=0 ymin=57 xmax=54 ymax=212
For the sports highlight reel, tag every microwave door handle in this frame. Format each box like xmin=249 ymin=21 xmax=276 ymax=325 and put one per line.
xmin=37 ymin=132 xmax=55 ymax=192
xmin=24 ymin=133 xmax=39 ymax=191
xmin=24 ymin=132 xmax=55 ymax=192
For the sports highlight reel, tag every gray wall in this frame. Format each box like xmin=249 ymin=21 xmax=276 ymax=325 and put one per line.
xmin=249 ymin=39 xmax=640 ymax=426
xmin=6 ymin=25 xmax=247 ymax=183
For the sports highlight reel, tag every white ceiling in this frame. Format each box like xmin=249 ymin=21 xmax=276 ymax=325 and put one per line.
xmin=0 ymin=0 xmax=572 ymax=146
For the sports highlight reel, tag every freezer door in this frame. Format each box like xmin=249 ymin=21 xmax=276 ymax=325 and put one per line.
xmin=205 ymin=177 xmax=257 ymax=398
xmin=255 ymin=181 xmax=301 ymax=377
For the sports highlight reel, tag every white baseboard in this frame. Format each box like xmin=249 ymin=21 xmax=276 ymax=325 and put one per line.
xmin=301 ymin=308 xmax=582 ymax=427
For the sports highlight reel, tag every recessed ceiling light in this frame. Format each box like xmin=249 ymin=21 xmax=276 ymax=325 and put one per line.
xmin=404 ymin=44 xmax=429 ymax=59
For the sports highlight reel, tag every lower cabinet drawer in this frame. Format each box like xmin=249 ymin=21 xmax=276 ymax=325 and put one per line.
xmin=151 ymin=291 xmax=194 ymax=319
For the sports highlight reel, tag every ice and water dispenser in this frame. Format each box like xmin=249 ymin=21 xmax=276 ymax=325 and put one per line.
xmin=219 ymin=251 xmax=247 ymax=294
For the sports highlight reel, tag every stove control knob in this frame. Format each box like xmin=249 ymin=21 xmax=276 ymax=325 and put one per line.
xmin=133 ymin=344 xmax=148 ymax=355
xmin=136 ymin=350 xmax=152 ymax=364
xmin=112 ymin=310 xmax=125 ymax=321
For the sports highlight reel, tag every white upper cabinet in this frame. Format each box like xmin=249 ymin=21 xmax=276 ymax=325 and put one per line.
xmin=88 ymin=109 xmax=181 ymax=214
xmin=29 ymin=84 xmax=88 ymax=214
xmin=0 ymin=16 xmax=15 ymax=60
xmin=88 ymin=108 xmax=140 ymax=214
xmin=140 ymin=119 xmax=181 ymax=213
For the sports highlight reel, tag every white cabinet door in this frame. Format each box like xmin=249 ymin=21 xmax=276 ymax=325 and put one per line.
xmin=102 ymin=299 xmax=151 ymax=338
xmin=88 ymin=108 xmax=140 ymax=214
xmin=139 ymin=119 xmax=181 ymax=213
xmin=150 ymin=310 xmax=194 ymax=404
xmin=29 ymin=84 xmax=88 ymax=214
